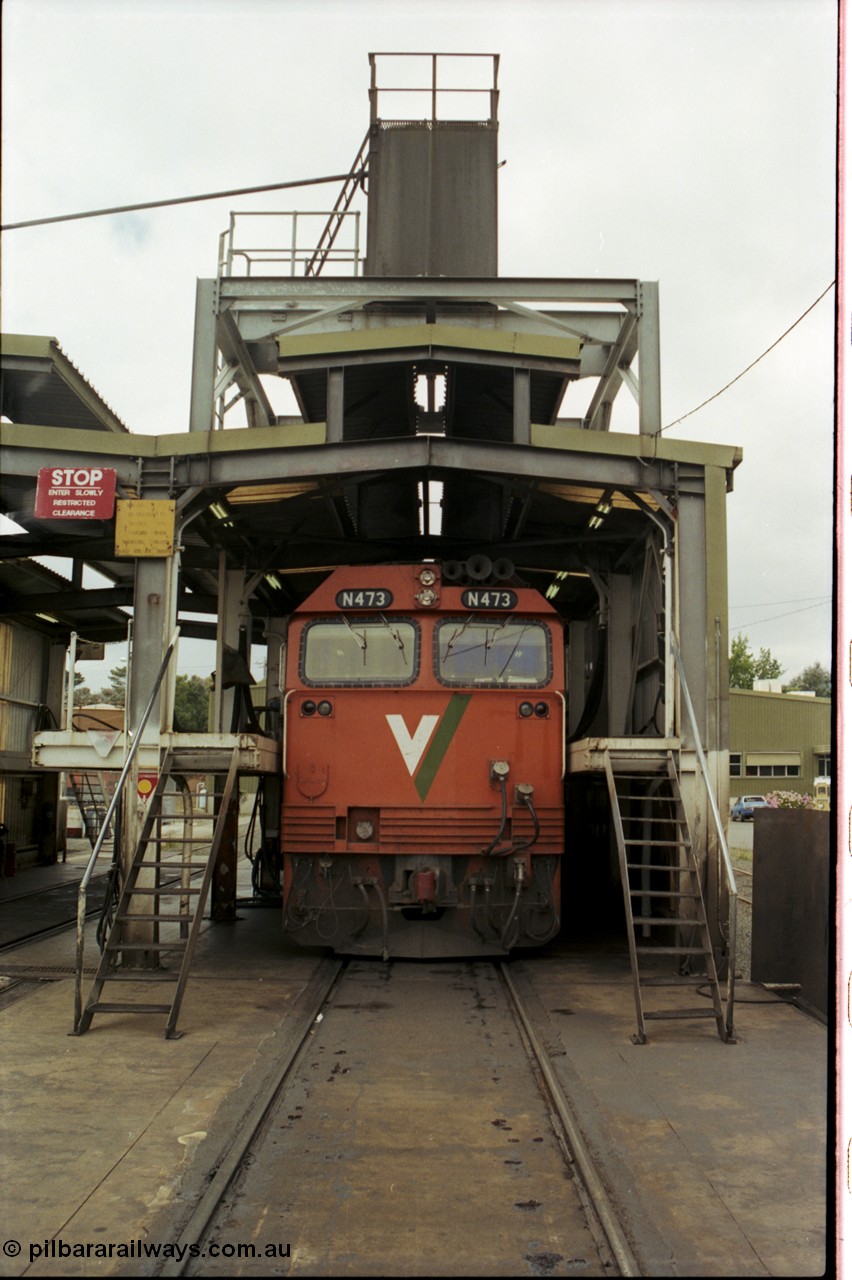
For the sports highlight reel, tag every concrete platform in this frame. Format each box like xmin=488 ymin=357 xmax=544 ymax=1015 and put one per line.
xmin=0 ymin=865 xmax=828 ymax=1277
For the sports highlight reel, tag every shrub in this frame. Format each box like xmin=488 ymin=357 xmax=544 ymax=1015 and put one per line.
xmin=765 ymin=790 xmax=813 ymax=809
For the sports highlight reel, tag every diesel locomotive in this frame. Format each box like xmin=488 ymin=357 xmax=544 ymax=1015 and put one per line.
xmin=281 ymin=562 xmax=565 ymax=958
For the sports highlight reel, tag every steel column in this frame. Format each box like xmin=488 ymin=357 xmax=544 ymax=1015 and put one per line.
xmin=189 ymin=278 xmax=218 ymax=432
xmin=637 ymin=281 xmax=662 ymax=437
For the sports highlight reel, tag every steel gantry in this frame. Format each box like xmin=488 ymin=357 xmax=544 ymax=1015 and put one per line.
xmin=0 ymin=51 xmax=742 ymax=1038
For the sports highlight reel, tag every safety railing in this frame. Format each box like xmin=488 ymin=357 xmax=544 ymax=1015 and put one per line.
xmin=73 ymin=629 xmax=180 ymax=1032
xmin=218 ymin=210 xmax=363 ymax=279
xmin=671 ymin=635 xmax=737 ymax=1039
xmin=368 ymin=52 xmax=499 ymax=125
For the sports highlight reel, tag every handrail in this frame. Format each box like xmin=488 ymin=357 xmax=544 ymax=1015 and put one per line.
xmin=73 ymin=628 xmax=180 ymax=1031
xmin=670 ymin=635 xmax=737 ymax=1039
xmin=304 ymin=131 xmax=370 ymax=278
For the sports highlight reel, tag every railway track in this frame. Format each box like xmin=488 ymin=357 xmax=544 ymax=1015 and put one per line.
xmin=157 ymin=956 xmax=641 ymax=1278
xmin=0 ymin=873 xmax=110 ymax=953
xmin=733 ymin=863 xmax=753 ymax=908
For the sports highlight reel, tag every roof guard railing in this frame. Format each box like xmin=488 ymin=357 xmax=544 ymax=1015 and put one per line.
xmin=368 ymin=52 xmax=499 ymax=125
xmin=671 ymin=634 xmax=737 ymax=1039
xmin=217 ymin=210 xmax=363 ymax=279
xmin=72 ymin=628 xmax=180 ymax=1032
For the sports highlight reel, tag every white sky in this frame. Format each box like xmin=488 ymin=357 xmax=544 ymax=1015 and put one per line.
xmin=1 ymin=0 xmax=838 ymax=687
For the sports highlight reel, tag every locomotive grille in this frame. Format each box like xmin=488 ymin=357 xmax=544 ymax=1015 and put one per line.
xmin=282 ymin=806 xmax=336 ymax=851
xmin=381 ymin=807 xmax=563 ymax=853
xmin=283 ymin=805 xmax=563 ymax=852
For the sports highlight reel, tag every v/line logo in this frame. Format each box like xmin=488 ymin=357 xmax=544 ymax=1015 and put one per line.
xmin=386 ymin=694 xmax=472 ymax=801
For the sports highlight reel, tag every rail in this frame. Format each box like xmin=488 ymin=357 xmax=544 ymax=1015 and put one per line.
xmin=72 ymin=629 xmax=180 ymax=1031
xmin=671 ymin=635 xmax=737 ymax=1039
xmin=217 ymin=210 xmax=363 ymax=279
xmin=304 ymin=131 xmax=370 ymax=277
xmin=368 ymin=52 xmax=500 ymax=125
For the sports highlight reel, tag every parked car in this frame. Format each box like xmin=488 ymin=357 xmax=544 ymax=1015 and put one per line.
xmin=731 ymin=795 xmax=768 ymax=821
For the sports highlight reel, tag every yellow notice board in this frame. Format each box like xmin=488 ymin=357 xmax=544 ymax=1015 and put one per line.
xmin=115 ymin=499 xmax=176 ymax=557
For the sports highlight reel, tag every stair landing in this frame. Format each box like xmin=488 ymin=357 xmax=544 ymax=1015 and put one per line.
xmin=568 ymin=736 xmax=681 ymax=775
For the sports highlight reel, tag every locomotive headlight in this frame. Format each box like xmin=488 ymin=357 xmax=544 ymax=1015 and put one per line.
xmin=418 ymin=567 xmax=437 ymax=586
xmin=317 ymin=700 xmax=333 ymax=717
xmin=302 ymin=700 xmax=317 ymax=716
xmin=534 ymin=702 xmax=549 ymax=718
xmin=415 ymin=587 xmax=439 ymax=607
xmin=519 ymin=701 xmax=534 ymax=718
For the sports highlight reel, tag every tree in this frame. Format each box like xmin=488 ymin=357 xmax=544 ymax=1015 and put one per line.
xmin=785 ymin=661 xmax=831 ymax=699
xmin=94 ymin=664 xmax=127 ymax=706
xmin=72 ymin=672 xmax=95 ymax=706
xmin=728 ymin=634 xmax=783 ymax=690
xmin=173 ymin=674 xmax=211 ymax=732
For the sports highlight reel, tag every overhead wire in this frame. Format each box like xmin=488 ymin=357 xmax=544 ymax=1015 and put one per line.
xmin=729 ymin=594 xmax=833 ymax=609
xmin=731 ymin=599 xmax=832 ymax=631
xmin=662 ymin=281 xmax=836 ymax=431
xmin=0 ymin=170 xmax=364 ymax=231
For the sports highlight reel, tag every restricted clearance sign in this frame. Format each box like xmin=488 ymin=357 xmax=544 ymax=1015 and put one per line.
xmin=34 ymin=467 xmax=117 ymax=520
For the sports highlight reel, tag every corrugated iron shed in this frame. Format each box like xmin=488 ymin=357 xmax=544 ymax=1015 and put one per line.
xmin=1 ymin=334 xmax=129 ymax=434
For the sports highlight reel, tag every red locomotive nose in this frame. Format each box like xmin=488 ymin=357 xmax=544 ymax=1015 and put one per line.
xmin=412 ymin=869 xmax=437 ymax=903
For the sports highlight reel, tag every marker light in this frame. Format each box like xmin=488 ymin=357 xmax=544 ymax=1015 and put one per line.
xmin=534 ymin=702 xmax=549 ymax=718
xmin=317 ymin=700 xmax=333 ymax=717
xmin=519 ymin=702 xmax=534 ymax=717
xmin=302 ymin=700 xmax=316 ymax=716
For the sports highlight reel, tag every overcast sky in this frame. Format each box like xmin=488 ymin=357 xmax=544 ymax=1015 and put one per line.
xmin=1 ymin=0 xmax=838 ymax=688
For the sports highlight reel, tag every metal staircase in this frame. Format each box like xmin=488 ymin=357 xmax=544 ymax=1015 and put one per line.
xmin=67 ymin=770 xmax=116 ymax=854
xmin=74 ymin=745 xmax=240 ymax=1039
xmin=603 ymin=746 xmax=728 ymax=1044
xmin=304 ymin=130 xmax=369 ymax=276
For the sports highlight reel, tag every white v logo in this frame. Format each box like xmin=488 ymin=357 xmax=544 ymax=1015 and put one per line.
xmin=386 ymin=713 xmax=439 ymax=776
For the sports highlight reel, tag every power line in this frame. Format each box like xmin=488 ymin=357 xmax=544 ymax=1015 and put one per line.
xmin=732 ymin=599 xmax=832 ymax=631
xmin=729 ymin=594 xmax=832 ymax=610
xmin=0 ymin=170 xmax=362 ymax=232
xmin=663 ymin=281 xmax=835 ymax=431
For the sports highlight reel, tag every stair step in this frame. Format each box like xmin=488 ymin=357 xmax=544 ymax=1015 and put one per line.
xmin=616 ymin=819 xmax=690 ymax=829
xmin=134 ymin=861 xmax=210 ymax=870
xmin=639 ymin=974 xmax=711 ymax=986
xmin=632 ymin=916 xmax=704 ymax=926
xmin=623 ymin=838 xmax=689 ymax=848
xmin=105 ymin=942 xmax=187 ymax=952
xmin=634 ymin=945 xmax=708 ymax=955
xmin=128 ymin=886 xmax=204 ymax=895
xmin=117 ymin=913 xmax=193 ymax=923
xmin=147 ymin=836 xmax=213 ymax=844
xmin=629 ymin=889 xmax=699 ymax=898
xmin=101 ymin=971 xmax=177 ymax=982
xmin=643 ymin=1008 xmax=718 ymax=1020
xmin=626 ymin=862 xmax=691 ymax=872
xmin=90 ymin=1002 xmax=173 ymax=1015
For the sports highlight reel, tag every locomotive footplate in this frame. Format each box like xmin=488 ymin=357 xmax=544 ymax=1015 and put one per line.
xmin=283 ymin=853 xmax=560 ymax=958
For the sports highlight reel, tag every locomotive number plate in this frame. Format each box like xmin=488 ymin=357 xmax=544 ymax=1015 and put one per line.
xmin=461 ymin=589 xmax=518 ymax=610
xmin=335 ymin=588 xmax=393 ymax=609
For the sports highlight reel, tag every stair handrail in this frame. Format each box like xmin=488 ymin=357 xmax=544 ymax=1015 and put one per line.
xmin=670 ymin=634 xmax=737 ymax=1038
xmin=303 ymin=131 xmax=369 ymax=277
xmin=73 ymin=628 xmax=180 ymax=1031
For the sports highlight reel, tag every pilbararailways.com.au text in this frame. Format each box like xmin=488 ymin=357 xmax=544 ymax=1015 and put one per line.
xmin=14 ymin=1239 xmax=291 ymax=1264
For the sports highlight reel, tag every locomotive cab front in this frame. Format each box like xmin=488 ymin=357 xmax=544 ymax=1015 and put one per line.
xmin=281 ymin=564 xmax=565 ymax=958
